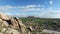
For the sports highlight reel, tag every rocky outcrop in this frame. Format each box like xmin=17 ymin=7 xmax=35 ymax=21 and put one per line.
xmin=0 ymin=13 xmax=9 ymax=20
xmin=0 ymin=13 xmax=26 ymax=34
xmin=6 ymin=28 xmax=20 ymax=34
xmin=0 ymin=27 xmax=20 ymax=34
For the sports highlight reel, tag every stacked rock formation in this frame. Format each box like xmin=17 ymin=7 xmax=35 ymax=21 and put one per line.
xmin=0 ymin=13 xmax=26 ymax=34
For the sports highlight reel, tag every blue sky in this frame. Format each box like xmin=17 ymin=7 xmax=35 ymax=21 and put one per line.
xmin=0 ymin=0 xmax=60 ymax=18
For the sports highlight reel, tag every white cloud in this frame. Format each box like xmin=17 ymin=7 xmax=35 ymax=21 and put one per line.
xmin=19 ymin=5 xmax=42 ymax=8
xmin=0 ymin=5 xmax=60 ymax=18
xmin=6 ymin=13 xmax=13 ymax=15
xmin=38 ymin=10 xmax=60 ymax=18
xmin=18 ymin=5 xmax=45 ymax=12
xmin=0 ymin=5 xmax=45 ymax=12
xmin=0 ymin=5 xmax=43 ymax=16
xmin=0 ymin=5 xmax=16 ymax=10
xmin=50 ymin=0 xmax=53 ymax=5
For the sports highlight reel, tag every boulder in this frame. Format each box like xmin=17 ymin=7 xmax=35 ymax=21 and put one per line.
xmin=6 ymin=28 xmax=20 ymax=34
xmin=0 ymin=13 xmax=9 ymax=20
xmin=10 ymin=17 xmax=26 ymax=34
xmin=1 ymin=21 xmax=9 ymax=27
xmin=9 ymin=17 xmax=19 ymax=29
xmin=0 ymin=32 xmax=3 ymax=34
xmin=0 ymin=20 xmax=8 ymax=27
xmin=0 ymin=13 xmax=27 ymax=34
xmin=0 ymin=27 xmax=20 ymax=34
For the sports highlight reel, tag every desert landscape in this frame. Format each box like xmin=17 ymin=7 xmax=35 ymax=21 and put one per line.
xmin=0 ymin=13 xmax=59 ymax=34
xmin=0 ymin=0 xmax=59 ymax=34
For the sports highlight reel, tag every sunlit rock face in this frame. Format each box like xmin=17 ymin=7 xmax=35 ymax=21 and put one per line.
xmin=0 ymin=13 xmax=9 ymax=20
xmin=0 ymin=13 xmax=27 ymax=34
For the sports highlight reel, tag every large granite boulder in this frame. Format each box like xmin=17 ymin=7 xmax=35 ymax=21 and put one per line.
xmin=0 ymin=27 xmax=20 ymax=34
xmin=6 ymin=28 xmax=20 ymax=34
xmin=0 ymin=13 xmax=9 ymax=20
xmin=0 ymin=13 xmax=27 ymax=34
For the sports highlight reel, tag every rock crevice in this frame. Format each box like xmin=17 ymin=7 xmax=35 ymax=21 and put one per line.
xmin=0 ymin=13 xmax=26 ymax=34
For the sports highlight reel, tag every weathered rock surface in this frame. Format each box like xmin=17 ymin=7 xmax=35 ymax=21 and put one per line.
xmin=6 ymin=28 xmax=20 ymax=34
xmin=0 ymin=13 xmax=9 ymax=20
xmin=0 ymin=13 xmax=27 ymax=34
xmin=0 ymin=32 xmax=3 ymax=34
xmin=0 ymin=27 xmax=20 ymax=34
